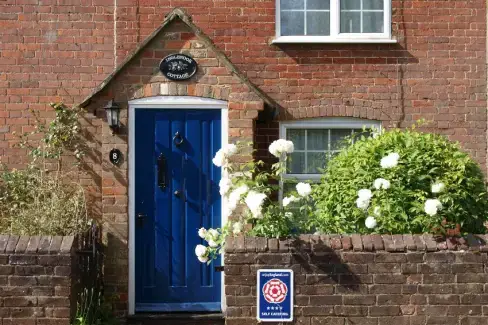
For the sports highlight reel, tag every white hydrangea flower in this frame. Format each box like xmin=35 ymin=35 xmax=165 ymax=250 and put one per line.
xmin=195 ymin=244 xmax=207 ymax=257
xmin=380 ymin=152 xmax=400 ymax=169
xmin=268 ymin=139 xmax=295 ymax=157
xmin=232 ymin=221 xmax=243 ymax=235
xmin=207 ymin=228 xmax=219 ymax=239
xmin=226 ymin=184 xmax=249 ymax=216
xmin=296 ymin=183 xmax=312 ymax=197
xmin=212 ymin=144 xmax=238 ymax=167
xmin=219 ymin=178 xmax=232 ymax=196
xmin=365 ymin=216 xmax=377 ymax=229
xmin=282 ymin=195 xmax=299 ymax=207
xmin=198 ymin=256 xmax=209 ymax=263
xmin=212 ymin=150 xmax=226 ymax=167
xmin=358 ymin=189 xmax=373 ymax=201
xmin=424 ymin=199 xmax=442 ymax=216
xmin=245 ymin=190 xmax=267 ymax=219
xmin=223 ymin=205 xmax=234 ymax=218
xmin=431 ymin=182 xmax=446 ymax=194
xmin=356 ymin=197 xmax=370 ymax=210
xmin=373 ymin=206 xmax=381 ymax=216
xmin=374 ymin=178 xmax=391 ymax=190
xmin=198 ymin=227 xmax=207 ymax=239
xmin=208 ymin=240 xmax=218 ymax=248
xmin=222 ymin=144 xmax=237 ymax=157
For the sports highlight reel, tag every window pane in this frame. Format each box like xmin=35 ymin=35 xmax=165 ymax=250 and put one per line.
xmin=340 ymin=12 xmax=361 ymax=33
xmin=340 ymin=0 xmax=360 ymax=10
xmin=307 ymin=129 xmax=328 ymax=150
xmin=307 ymin=152 xmax=328 ymax=173
xmin=287 ymin=129 xmax=305 ymax=150
xmin=281 ymin=0 xmax=304 ymax=10
xmin=288 ymin=152 xmax=306 ymax=174
xmin=363 ymin=0 xmax=383 ymax=10
xmin=363 ymin=12 xmax=384 ymax=33
xmin=330 ymin=129 xmax=352 ymax=150
xmin=307 ymin=12 xmax=330 ymax=36
xmin=281 ymin=11 xmax=305 ymax=36
xmin=308 ymin=0 xmax=330 ymax=10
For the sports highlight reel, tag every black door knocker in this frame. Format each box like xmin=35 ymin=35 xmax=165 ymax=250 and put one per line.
xmin=173 ymin=131 xmax=184 ymax=147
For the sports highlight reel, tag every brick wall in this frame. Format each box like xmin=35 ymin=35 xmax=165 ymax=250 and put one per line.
xmin=224 ymin=234 xmax=488 ymax=325
xmin=0 ymin=235 xmax=77 ymax=325
xmin=1 ymin=0 xmax=486 ymax=169
xmin=1 ymin=0 xmax=487 ymax=316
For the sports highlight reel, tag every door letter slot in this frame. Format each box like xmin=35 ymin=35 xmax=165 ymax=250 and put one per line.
xmin=158 ymin=153 xmax=167 ymax=189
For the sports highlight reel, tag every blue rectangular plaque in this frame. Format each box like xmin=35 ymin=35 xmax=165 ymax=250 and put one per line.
xmin=257 ymin=269 xmax=294 ymax=322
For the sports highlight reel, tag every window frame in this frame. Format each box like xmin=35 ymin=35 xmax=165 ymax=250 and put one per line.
xmin=274 ymin=0 xmax=395 ymax=43
xmin=279 ymin=118 xmax=382 ymax=193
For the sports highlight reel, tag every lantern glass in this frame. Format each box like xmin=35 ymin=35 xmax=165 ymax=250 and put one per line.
xmin=104 ymin=100 xmax=120 ymax=132
xmin=106 ymin=108 xmax=114 ymax=127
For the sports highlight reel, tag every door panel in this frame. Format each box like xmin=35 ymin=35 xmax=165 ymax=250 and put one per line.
xmin=135 ymin=109 xmax=222 ymax=312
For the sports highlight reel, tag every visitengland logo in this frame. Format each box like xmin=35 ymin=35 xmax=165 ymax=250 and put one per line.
xmin=262 ymin=278 xmax=288 ymax=303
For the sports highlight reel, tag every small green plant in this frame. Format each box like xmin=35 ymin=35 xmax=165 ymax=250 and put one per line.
xmin=195 ymin=141 xmax=314 ymax=262
xmin=0 ymin=103 xmax=89 ymax=235
xmin=312 ymin=124 xmax=488 ymax=234
xmin=74 ymin=288 xmax=119 ymax=325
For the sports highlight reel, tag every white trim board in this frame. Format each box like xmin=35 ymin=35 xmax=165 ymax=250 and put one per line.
xmin=128 ymin=96 xmax=228 ymax=315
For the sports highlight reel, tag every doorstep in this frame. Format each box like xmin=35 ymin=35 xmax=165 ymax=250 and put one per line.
xmin=127 ymin=313 xmax=225 ymax=325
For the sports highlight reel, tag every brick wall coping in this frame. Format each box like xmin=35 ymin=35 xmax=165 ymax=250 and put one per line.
xmin=0 ymin=235 xmax=75 ymax=254
xmin=225 ymin=234 xmax=488 ymax=253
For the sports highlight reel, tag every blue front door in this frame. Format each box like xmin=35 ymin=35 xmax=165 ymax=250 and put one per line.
xmin=134 ymin=109 xmax=222 ymax=312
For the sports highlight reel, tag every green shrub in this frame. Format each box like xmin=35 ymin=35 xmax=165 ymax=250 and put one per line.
xmin=0 ymin=167 xmax=87 ymax=235
xmin=312 ymin=126 xmax=488 ymax=235
xmin=0 ymin=103 xmax=89 ymax=236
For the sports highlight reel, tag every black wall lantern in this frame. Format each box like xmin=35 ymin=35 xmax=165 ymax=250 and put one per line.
xmin=104 ymin=99 xmax=120 ymax=134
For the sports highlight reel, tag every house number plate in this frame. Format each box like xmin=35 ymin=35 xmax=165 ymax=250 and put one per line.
xmin=109 ymin=148 xmax=122 ymax=165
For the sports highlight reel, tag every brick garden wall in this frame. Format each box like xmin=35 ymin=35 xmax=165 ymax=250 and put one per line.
xmin=0 ymin=235 xmax=77 ymax=325
xmin=224 ymin=234 xmax=488 ymax=325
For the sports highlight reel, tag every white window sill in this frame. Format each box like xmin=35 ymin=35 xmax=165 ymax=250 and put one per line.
xmin=272 ymin=36 xmax=398 ymax=44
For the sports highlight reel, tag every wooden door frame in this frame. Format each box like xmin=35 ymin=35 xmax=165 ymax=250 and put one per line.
xmin=128 ymin=96 xmax=229 ymax=315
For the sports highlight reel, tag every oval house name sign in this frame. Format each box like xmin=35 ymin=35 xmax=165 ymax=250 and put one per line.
xmin=160 ymin=54 xmax=198 ymax=81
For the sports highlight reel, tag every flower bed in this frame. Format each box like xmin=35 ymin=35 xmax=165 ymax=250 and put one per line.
xmin=195 ymin=125 xmax=488 ymax=264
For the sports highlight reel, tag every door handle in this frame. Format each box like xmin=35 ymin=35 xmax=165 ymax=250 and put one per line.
xmin=157 ymin=153 xmax=167 ymax=190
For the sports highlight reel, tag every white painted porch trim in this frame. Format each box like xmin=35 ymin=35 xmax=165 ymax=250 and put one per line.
xmin=128 ymin=96 xmax=229 ymax=315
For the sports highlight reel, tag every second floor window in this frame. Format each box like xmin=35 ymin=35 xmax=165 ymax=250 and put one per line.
xmin=276 ymin=0 xmax=393 ymax=43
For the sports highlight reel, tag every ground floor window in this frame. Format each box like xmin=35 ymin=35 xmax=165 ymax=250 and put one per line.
xmin=280 ymin=118 xmax=381 ymax=195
